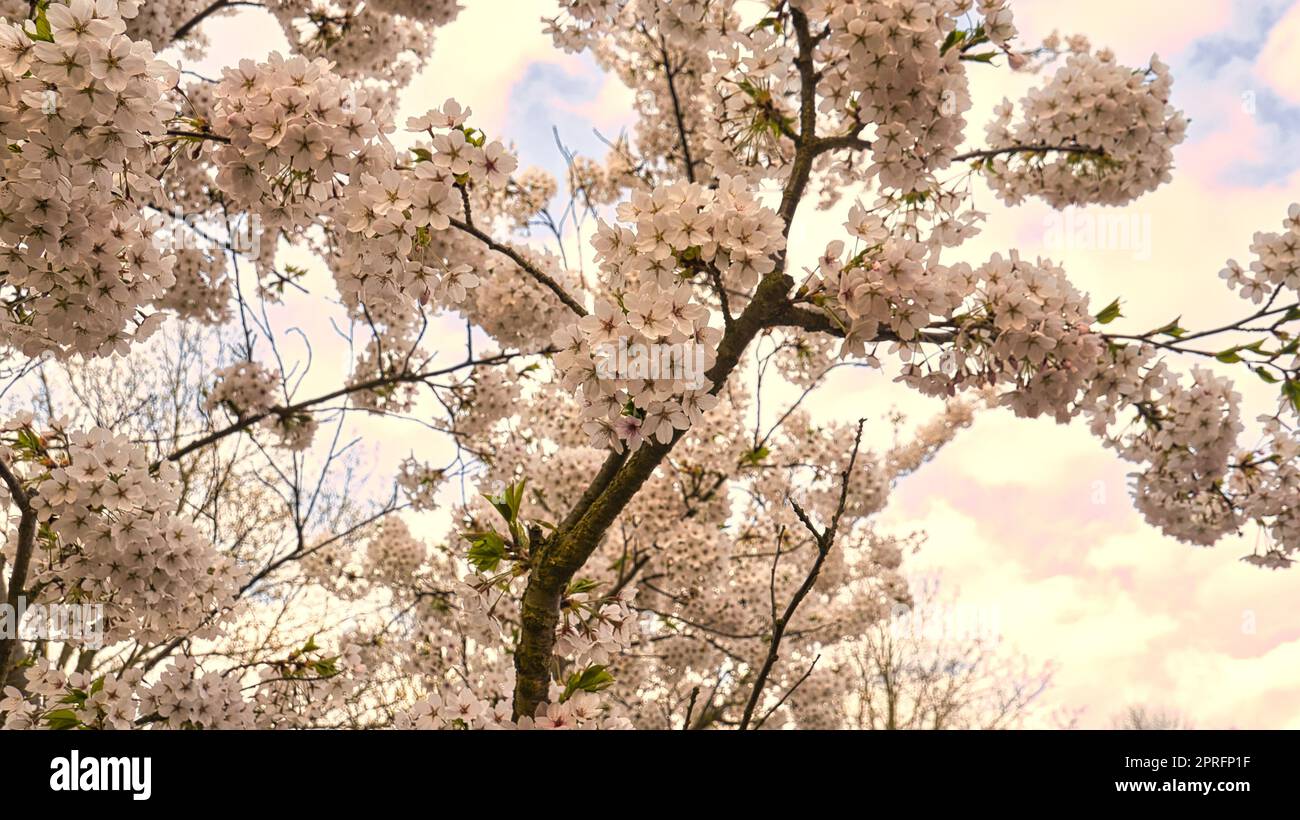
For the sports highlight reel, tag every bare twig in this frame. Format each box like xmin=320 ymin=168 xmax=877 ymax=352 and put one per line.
xmin=738 ymin=419 xmax=866 ymax=730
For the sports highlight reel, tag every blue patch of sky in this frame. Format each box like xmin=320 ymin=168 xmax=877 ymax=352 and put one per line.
xmin=501 ymin=55 xmax=627 ymax=184
xmin=1172 ymin=0 xmax=1300 ymax=185
xmin=1182 ymin=0 xmax=1292 ymax=65
xmin=496 ymin=55 xmax=631 ymax=244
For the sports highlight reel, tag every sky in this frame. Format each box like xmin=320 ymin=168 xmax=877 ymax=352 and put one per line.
xmin=174 ymin=0 xmax=1300 ymax=728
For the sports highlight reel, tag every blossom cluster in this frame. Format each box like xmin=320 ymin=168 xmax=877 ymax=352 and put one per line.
xmin=0 ymin=0 xmax=179 ymax=358
xmin=555 ymin=587 xmax=641 ymax=667
xmin=814 ymin=0 xmax=977 ymax=194
xmin=205 ymin=360 xmax=318 ymax=450
xmin=982 ymin=46 xmax=1187 ymax=207
xmin=365 ymin=517 xmax=428 ymax=584
xmin=398 ymin=682 xmax=633 ymax=730
xmin=135 ymin=657 xmax=256 ymax=729
xmin=1219 ymin=204 xmax=1300 ymax=306
xmin=1115 ymin=367 xmax=1243 ymax=546
xmin=187 ymin=43 xmax=550 ymax=417
xmin=206 ymin=57 xmax=481 ymax=345
xmin=155 ymin=248 xmax=232 ymax=325
xmin=205 ymin=361 xmax=279 ymax=417
xmin=553 ymin=177 xmax=783 ymax=451
xmin=809 ymin=199 xmax=1300 ymax=564
xmin=1232 ymin=420 xmax=1300 ymax=569
xmin=810 ymin=206 xmax=1106 ymax=422
xmin=396 ymin=456 xmax=445 ymax=512
xmin=1 ymin=658 xmax=146 ymax=729
xmin=2 ymin=419 xmax=240 ymax=646
xmin=263 ymin=0 xmax=461 ymax=90
xmin=2 ymin=645 xmax=363 ymax=729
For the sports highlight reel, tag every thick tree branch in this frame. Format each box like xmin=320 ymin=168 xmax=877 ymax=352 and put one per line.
xmin=511 ymin=262 xmax=799 ymax=718
xmin=775 ymin=5 xmax=821 ymax=230
xmin=0 ymin=456 xmax=37 ymax=682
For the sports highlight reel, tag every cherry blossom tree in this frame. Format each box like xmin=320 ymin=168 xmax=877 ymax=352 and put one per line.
xmin=1 ymin=0 xmax=1297 ymax=730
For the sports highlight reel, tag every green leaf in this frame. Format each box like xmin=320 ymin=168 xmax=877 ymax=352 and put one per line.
xmin=566 ymin=578 xmax=600 ymax=596
xmin=44 ymin=709 xmax=80 ymax=730
xmin=562 ymin=665 xmax=615 ymax=701
xmin=1094 ymin=298 xmax=1123 ymax=325
xmin=458 ymin=127 xmax=486 ymax=148
xmin=961 ymin=51 xmax=999 ymax=64
xmin=1150 ymin=316 xmax=1185 ymax=338
xmin=466 ymin=530 xmax=507 ymax=573
xmin=741 ymin=446 xmax=770 ymax=467
xmin=27 ymin=6 xmax=54 ymax=43
xmin=15 ymin=427 xmax=42 ymax=456
xmin=485 ymin=479 xmax=527 ymax=526
xmin=1215 ymin=348 xmax=1243 ymax=364
xmin=1256 ymin=367 xmax=1280 ymax=384
xmin=940 ymin=28 xmax=966 ymax=56
xmin=1284 ymin=379 xmax=1300 ymax=414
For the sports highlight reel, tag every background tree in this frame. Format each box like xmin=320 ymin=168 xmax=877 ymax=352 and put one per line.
xmin=1113 ymin=705 xmax=1194 ymax=730
xmin=846 ymin=576 xmax=1052 ymax=730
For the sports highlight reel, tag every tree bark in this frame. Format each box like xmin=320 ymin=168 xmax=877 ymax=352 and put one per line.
xmin=0 ymin=457 xmax=37 ymax=683
xmin=510 ymin=4 xmax=825 ymax=721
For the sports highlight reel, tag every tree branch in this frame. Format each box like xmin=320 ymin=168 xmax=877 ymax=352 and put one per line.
xmin=159 ymin=349 xmax=547 ymax=467
xmin=771 ymin=302 xmax=956 ymax=345
xmin=951 ymin=143 xmax=1106 ymax=163
xmin=172 ymin=1 xmax=265 ymax=43
xmin=509 ymin=5 xmax=829 ymax=721
xmin=449 ymin=218 xmax=588 ymax=317
xmin=658 ymin=41 xmax=697 ymax=184
xmin=738 ymin=418 xmax=865 ymax=730
xmin=0 ymin=456 xmax=37 ymax=682
xmin=810 ymin=137 xmax=1106 ymax=165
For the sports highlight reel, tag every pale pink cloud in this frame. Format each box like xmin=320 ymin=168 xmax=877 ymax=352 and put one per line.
xmin=1255 ymin=1 xmax=1300 ymax=104
xmin=1009 ymin=0 xmax=1234 ymax=62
